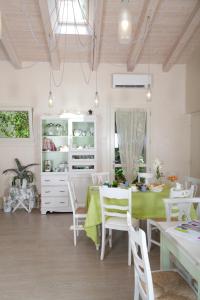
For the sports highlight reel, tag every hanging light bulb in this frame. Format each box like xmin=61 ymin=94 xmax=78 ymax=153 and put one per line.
xmin=94 ymin=70 xmax=99 ymax=107
xmin=94 ymin=91 xmax=99 ymax=107
xmin=146 ymin=84 xmax=152 ymax=101
xmin=118 ymin=1 xmax=132 ymax=44
xmin=146 ymin=16 xmax=152 ymax=102
xmin=48 ymin=91 xmax=53 ymax=107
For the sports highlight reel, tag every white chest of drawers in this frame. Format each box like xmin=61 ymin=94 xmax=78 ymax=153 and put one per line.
xmin=41 ymin=173 xmax=71 ymax=214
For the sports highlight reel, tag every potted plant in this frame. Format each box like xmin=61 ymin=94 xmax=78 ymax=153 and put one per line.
xmin=2 ymin=158 xmax=39 ymax=187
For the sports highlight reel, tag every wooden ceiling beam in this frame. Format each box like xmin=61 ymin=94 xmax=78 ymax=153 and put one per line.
xmin=38 ymin=0 xmax=60 ymax=70
xmin=127 ymin=0 xmax=161 ymax=72
xmin=91 ymin=0 xmax=104 ymax=71
xmin=163 ymin=2 xmax=200 ymax=72
xmin=0 ymin=13 xmax=22 ymax=69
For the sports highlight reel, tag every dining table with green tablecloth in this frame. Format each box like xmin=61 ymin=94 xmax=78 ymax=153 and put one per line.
xmin=84 ymin=185 xmax=172 ymax=246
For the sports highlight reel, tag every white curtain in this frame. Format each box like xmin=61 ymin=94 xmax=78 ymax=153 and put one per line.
xmin=116 ymin=109 xmax=147 ymax=183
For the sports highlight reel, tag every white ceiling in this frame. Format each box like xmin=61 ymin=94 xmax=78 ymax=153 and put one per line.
xmin=0 ymin=0 xmax=200 ymax=71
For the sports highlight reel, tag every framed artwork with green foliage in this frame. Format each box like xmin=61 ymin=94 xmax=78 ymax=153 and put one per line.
xmin=0 ymin=107 xmax=33 ymax=140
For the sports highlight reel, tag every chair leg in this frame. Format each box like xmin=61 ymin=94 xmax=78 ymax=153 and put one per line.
xmin=100 ymin=227 xmax=106 ymax=260
xmin=73 ymin=218 xmax=77 ymax=247
xmin=128 ymin=235 xmax=131 ymax=266
xmin=109 ymin=229 xmax=112 ymax=248
xmin=96 ymin=224 xmax=101 ymax=251
xmin=76 ymin=219 xmax=79 ymax=237
xmin=147 ymin=220 xmax=152 ymax=252
xmin=134 ymin=276 xmax=140 ymax=300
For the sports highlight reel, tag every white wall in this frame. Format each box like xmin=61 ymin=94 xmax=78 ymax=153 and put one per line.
xmin=0 ymin=62 xmax=189 ymax=199
xmin=186 ymin=46 xmax=200 ymax=178
xmin=190 ymin=112 xmax=200 ymax=178
xmin=186 ymin=45 xmax=200 ymax=113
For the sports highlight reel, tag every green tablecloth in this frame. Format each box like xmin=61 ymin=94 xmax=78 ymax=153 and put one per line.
xmin=84 ymin=186 xmax=197 ymax=246
xmin=84 ymin=186 xmax=171 ymax=245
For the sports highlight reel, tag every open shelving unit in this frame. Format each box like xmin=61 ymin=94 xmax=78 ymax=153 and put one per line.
xmin=40 ymin=115 xmax=96 ymax=214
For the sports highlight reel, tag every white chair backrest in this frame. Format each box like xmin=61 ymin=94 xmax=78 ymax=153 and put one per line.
xmin=138 ymin=173 xmax=153 ymax=184
xmin=163 ymin=197 xmax=200 ymax=222
xmin=100 ymin=187 xmax=132 ymax=223
xmin=127 ymin=212 xmax=154 ymax=300
xmin=185 ymin=176 xmax=200 ymax=196
xmin=91 ymin=172 xmax=110 ymax=185
xmin=170 ymin=186 xmax=195 ymax=198
xmin=67 ymin=181 xmax=78 ymax=214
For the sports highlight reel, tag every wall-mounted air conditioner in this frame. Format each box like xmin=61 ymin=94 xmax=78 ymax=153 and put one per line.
xmin=112 ymin=73 xmax=152 ymax=88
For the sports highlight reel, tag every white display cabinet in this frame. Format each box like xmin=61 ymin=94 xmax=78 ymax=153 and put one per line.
xmin=40 ymin=115 xmax=96 ymax=214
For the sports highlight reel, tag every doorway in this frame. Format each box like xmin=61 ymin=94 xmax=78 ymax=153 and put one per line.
xmin=110 ymin=107 xmax=151 ymax=183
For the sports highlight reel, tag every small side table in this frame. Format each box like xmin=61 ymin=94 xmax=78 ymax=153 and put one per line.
xmin=7 ymin=185 xmax=38 ymax=213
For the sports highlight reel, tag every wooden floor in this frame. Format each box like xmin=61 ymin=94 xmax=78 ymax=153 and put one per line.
xmin=0 ymin=210 xmax=160 ymax=300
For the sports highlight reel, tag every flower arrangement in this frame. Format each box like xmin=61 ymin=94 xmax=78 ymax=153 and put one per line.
xmin=167 ymin=175 xmax=178 ymax=182
xmin=153 ymin=158 xmax=162 ymax=180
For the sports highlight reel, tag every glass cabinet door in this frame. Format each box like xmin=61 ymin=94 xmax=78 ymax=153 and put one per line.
xmin=71 ymin=121 xmax=95 ymax=151
xmin=41 ymin=118 xmax=69 ymax=173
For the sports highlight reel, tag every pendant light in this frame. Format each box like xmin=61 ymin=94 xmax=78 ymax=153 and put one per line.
xmin=146 ymin=84 xmax=152 ymax=101
xmin=48 ymin=70 xmax=53 ymax=108
xmin=94 ymin=70 xmax=99 ymax=107
xmin=146 ymin=16 xmax=152 ymax=102
xmin=118 ymin=0 xmax=132 ymax=44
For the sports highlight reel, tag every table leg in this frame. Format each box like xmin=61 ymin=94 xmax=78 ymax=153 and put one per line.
xmin=160 ymin=232 xmax=172 ymax=271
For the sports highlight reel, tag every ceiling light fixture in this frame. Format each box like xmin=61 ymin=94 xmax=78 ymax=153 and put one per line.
xmin=118 ymin=0 xmax=132 ymax=44
xmin=146 ymin=84 xmax=152 ymax=101
xmin=146 ymin=16 xmax=152 ymax=102
xmin=48 ymin=70 xmax=53 ymax=108
xmin=94 ymin=70 xmax=99 ymax=107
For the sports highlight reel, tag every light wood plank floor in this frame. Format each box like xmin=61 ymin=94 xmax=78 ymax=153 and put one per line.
xmin=0 ymin=210 xmax=160 ymax=300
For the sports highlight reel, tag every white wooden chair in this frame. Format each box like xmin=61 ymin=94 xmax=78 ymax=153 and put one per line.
xmin=185 ymin=176 xmax=200 ymax=196
xmin=169 ymin=186 xmax=195 ymax=198
xmin=91 ymin=172 xmax=110 ymax=185
xmin=99 ymin=186 xmax=138 ymax=265
xmin=67 ymin=181 xmax=87 ymax=246
xmin=127 ymin=212 xmax=196 ymax=300
xmin=164 ymin=197 xmax=200 ymax=222
xmin=147 ymin=186 xmax=195 ymax=252
xmin=138 ymin=172 xmax=153 ymax=184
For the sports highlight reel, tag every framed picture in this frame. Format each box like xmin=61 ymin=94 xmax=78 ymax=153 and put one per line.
xmin=0 ymin=107 xmax=33 ymax=140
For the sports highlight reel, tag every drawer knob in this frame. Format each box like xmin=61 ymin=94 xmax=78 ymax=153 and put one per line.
xmin=59 ymin=190 xmax=65 ymax=193
xmin=45 ymin=191 xmax=51 ymax=193
xmin=44 ymin=180 xmax=50 ymax=182
xmin=45 ymin=202 xmax=51 ymax=204
xmin=60 ymin=201 xmax=65 ymax=204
